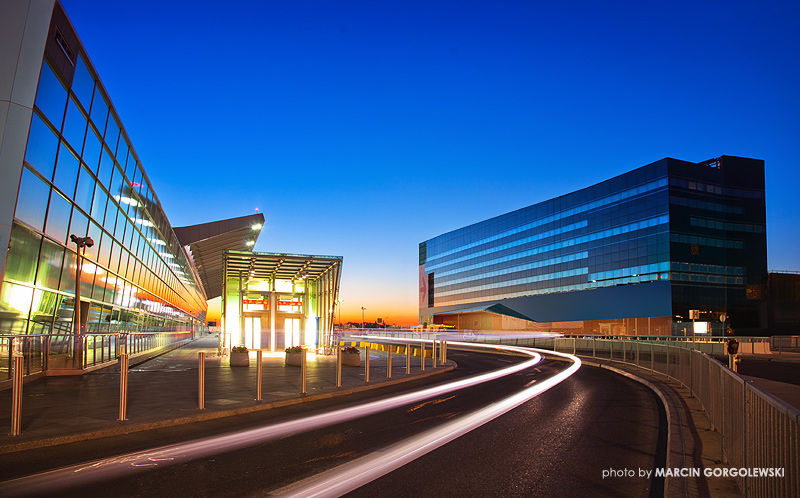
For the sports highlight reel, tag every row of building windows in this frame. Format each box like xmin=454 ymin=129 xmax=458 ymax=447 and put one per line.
xmin=669 ymin=195 xmax=743 ymax=214
xmin=689 ymin=217 xmax=765 ymax=233
xmin=588 ymin=262 xmax=671 ymax=282
xmin=435 ymin=272 xmax=670 ymax=306
xmin=669 ymin=178 xmax=764 ymax=199
xmin=427 ymin=215 xmax=669 ymax=275
xmin=426 ymin=177 xmax=669 ymax=262
xmin=671 ymin=273 xmax=745 ymax=285
xmin=670 ymin=262 xmax=745 ymax=276
xmin=670 ymin=233 xmax=744 ymax=249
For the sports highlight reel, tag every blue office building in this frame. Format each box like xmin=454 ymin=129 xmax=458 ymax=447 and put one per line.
xmin=419 ymin=156 xmax=767 ymax=336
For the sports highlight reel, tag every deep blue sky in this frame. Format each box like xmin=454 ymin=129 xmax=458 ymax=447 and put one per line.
xmin=61 ymin=0 xmax=800 ymax=324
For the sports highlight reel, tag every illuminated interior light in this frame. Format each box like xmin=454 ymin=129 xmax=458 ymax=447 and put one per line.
xmin=159 ymin=253 xmax=174 ymax=259
xmin=149 ymin=238 xmax=166 ymax=246
xmin=82 ymin=263 xmax=104 ymax=275
xmin=251 ymin=224 xmax=262 ymax=230
xmin=246 ymin=240 xmax=255 ymax=246
xmin=134 ymin=218 xmax=154 ymax=227
xmin=113 ymin=195 xmax=140 ymax=207
xmin=102 ymin=276 xmax=118 ymax=284
xmin=8 ymin=284 xmax=35 ymax=312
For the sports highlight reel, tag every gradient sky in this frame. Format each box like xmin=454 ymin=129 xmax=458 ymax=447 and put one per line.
xmin=61 ymin=0 xmax=800 ymax=325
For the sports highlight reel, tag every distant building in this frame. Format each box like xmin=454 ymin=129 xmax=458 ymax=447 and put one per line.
xmin=764 ymin=272 xmax=800 ymax=333
xmin=419 ymin=156 xmax=767 ymax=336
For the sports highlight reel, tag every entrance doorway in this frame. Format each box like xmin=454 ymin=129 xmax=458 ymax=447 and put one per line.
xmin=244 ymin=316 xmax=262 ymax=350
xmin=284 ymin=318 xmax=300 ymax=348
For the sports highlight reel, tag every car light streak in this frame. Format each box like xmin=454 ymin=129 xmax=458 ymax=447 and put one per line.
xmin=274 ymin=349 xmax=581 ymax=497
xmin=0 ymin=342 xmax=542 ymax=497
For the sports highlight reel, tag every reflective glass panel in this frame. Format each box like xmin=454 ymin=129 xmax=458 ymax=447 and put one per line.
xmin=36 ymin=237 xmax=64 ymax=290
xmin=15 ymin=167 xmax=50 ymax=230
xmin=105 ymin=116 xmax=120 ymax=154
xmin=97 ymin=147 xmax=114 ymax=187
xmin=90 ymin=183 xmax=108 ymax=223
xmin=62 ymin=96 xmax=87 ymax=154
xmin=72 ymin=55 xmax=95 ymax=111
xmin=5 ymin=224 xmax=41 ymax=285
xmin=34 ymin=62 xmax=68 ymax=129
xmin=90 ymin=91 xmax=109 ymax=134
xmin=74 ymin=165 xmax=94 ymax=213
xmin=82 ymin=127 xmax=102 ymax=172
xmin=53 ymin=143 xmax=79 ymax=198
xmin=85 ymin=222 xmax=102 ymax=263
xmin=60 ymin=250 xmax=77 ymax=294
xmin=25 ymin=112 xmax=59 ymax=180
xmin=44 ymin=191 xmax=72 ymax=244
xmin=68 ymin=208 xmax=88 ymax=240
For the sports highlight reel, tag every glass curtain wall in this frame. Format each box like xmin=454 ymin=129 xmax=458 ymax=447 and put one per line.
xmin=1 ymin=43 xmax=206 ymax=374
xmin=422 ymin=161 xmax=672 ymax=308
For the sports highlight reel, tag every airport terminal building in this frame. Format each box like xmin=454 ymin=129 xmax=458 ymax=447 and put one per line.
xmin=419 ymin=156 xmax=767 ymax=336
xmin=0 ymin=0 xmax=342 ymax=379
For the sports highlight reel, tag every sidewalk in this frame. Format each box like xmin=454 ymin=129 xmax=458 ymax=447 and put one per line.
xmin=0 ymin=335 xmax=453 ymax=453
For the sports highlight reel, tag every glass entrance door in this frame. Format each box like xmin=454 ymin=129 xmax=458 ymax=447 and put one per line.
xmin=284 ymin=318 xmax=300 ymax=347
xmin=244 ymin=316 xmax=261 ymax=350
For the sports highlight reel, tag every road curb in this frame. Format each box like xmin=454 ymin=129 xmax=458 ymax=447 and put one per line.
xmin=0 ymin=362 xmax=456 ymax=455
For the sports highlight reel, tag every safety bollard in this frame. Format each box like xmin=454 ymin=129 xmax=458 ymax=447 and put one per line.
xmin=256 ymin=350 xmax=263 ymax=401
xmin=406 ymin=343 xmax=411 ymax=374
xmin=336 ymin=347 xmax=342 ymax=387
xmin=301 ymin=347 xmax=307 ymax=394
xmin=420 ymin=342 xmax=425 ymax=371
xmin=387 ymin=346 xmax=392 ymax=378
xmin=442 ymin=340 xmax=447 ymax=364
xmin=118 ymin=354 xmax=129 ymax=421
xmin=198 ymin=352 xmax=205 ymax=410
xmin=365 ymin=345 xmax=370 ymax=383
xmin=11 ymin=356 xmax=23 ymax=436
xmin=432 ymin=340 xmax=437 ymax=368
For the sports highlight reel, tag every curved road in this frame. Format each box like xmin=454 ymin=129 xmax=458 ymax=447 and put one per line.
xmin=0 ymin=349 xmax=665 ymax=497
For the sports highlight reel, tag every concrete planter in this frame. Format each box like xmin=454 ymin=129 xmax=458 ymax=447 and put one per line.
xmin=341 ymin=352 xmax=361 ymax=367
xmin=229 ymin=352 xmax=250 ymax=367
xmin=285 ymin=352 xmax=302 ymax=366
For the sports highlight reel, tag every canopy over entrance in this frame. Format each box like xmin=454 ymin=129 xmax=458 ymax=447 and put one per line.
xmin=221 ymin=250 xmax=343 ymax=352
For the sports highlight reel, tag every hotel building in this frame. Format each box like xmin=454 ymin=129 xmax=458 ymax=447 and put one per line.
xmin=419 ymin=156 xmax=767 ymax=336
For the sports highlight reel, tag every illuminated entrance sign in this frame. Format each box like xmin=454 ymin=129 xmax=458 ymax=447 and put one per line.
xmin=242 ymin=299 xmax=304 ymax=307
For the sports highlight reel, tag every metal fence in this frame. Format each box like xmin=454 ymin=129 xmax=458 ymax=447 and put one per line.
xmin=554 ymin=337 xmax=798 ymax=498
xmin=0 ymin=331 xmax=196 ymax=381
xmin=359 ymin=330 xmax=798 ymax=498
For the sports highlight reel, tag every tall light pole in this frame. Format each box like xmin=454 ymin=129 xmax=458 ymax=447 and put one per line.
xmin=361 ymin=307 xmax=366 ymax=330
xmin=70 ymin=235 xmax=94 ymax=370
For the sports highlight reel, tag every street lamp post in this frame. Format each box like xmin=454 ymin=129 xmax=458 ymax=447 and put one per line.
xmin=70 ymin=235 xmax=94 ymax=370
xmin=361 ymin=307 xmax=366 ymax=330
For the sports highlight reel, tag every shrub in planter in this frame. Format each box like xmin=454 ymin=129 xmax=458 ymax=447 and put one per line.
xmin=285 ymin=346 xmax=304 ymax=366
xmin=341 ymin=346 xmax=360 ymax=366
xmin=229 ymin=345 xmax=250 ymax=367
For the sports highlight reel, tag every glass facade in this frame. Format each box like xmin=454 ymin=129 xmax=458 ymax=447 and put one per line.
xmin=0 ymin=2 xmax=206 ymax=376
xmin=420 ymin=156 xmax=767 ymax=335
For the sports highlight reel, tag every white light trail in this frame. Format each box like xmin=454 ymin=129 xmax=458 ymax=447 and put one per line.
xmin=0 ymin=343 xmax=561 ymax=497
xmin=273 ymin=348 xmax=581 ymax=497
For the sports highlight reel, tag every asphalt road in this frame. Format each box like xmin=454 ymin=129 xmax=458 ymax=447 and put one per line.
xmin=0 ymin=349 xmax=666 ymax=498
